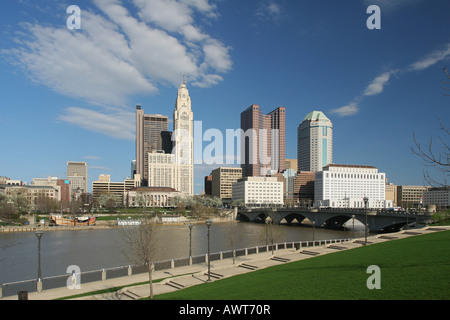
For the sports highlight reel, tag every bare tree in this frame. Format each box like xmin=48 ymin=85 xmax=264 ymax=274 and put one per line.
xmin=226 ymin=219 xmax=242 ymax=265
xmin=412 ymin=119 xmax=449 ymax=187
xmin=442 ymin=66 xmax=450 ymax=96
xmin=260 ymin=211 xmax=285 ymax=255
xmin=411 ymin=68 xmax=450 ymax=187
xmin=118 ymin=216 xmax=160 ymax=299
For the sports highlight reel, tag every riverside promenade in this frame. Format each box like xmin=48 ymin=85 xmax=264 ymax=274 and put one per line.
xmin=3 ymin=226 xmax=449 ymax=300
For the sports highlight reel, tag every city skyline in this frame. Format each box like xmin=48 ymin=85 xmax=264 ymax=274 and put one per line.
xmin=1 ymin=1 xmax=449 ymax=194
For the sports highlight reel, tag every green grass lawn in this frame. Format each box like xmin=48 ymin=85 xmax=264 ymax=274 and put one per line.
xmin=156 ymin=230 xmax=450 ymax=300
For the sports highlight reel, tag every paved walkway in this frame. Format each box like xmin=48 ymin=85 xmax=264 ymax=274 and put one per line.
xmin=3 ymin=226 xmax=449 ymax=300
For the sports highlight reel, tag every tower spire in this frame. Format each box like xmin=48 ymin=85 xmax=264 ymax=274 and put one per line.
xmin=183 ymin=73 xmax=186 ymax=85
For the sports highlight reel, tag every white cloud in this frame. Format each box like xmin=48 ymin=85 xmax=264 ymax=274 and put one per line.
xmin=408 ymin=43 xmax=450 ymax=72
xmin=363 ymin=71 xmax=393 ymax=97
xmin=5 ymin=0 xmax=232 ymax=139
xmin=256 ymin=0 xmax=283 ymax=22
xmin=9 ymin=20 xmax=156 ymax=107
xmin=333 ymin=41 xmax=450 ymax=117
xmin=362 ymin=0 xmax=424 ymax=14
xmin=89 ymin=166 xmax=113 ymax=171
xmin=58 ymin=107 xmax=135 ymax=140
xmin=203 ymin=39 xmax=233 ymax=73
xmin=329 ymin=102 xmax=359 ymax=117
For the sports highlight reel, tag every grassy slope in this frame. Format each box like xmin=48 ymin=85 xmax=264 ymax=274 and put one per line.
xmin=156 ymin=231 xmax=450 ymax=300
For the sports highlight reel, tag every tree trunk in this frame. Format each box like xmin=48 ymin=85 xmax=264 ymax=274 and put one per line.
xmin=148 ymin=264 xmax=154 ymax=300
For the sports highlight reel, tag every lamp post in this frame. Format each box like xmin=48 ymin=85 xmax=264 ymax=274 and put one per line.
xmin=205 ymin=219 xmax=212 ymax=282
xmin=363 ymin=196 xmax=369 ymax=246
xmin=188 ymin=224 xmax=193 ymax=257
xmin=265 ymin=220 xmax=269 ymax=246
xmin=312 ymin=220 xmax=315 ymax=243
xmin=35 ymin=231 xmax=43 ymax=292
xmin=351 ymin=215 xmax=355 ymax=239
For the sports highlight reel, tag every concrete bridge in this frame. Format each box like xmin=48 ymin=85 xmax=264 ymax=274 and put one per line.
xmin=237 ymin=208 xmax=432 ymax=233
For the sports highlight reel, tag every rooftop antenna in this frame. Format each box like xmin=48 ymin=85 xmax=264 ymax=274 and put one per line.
xmin=183 ymin=73 xmax=186 ymax=85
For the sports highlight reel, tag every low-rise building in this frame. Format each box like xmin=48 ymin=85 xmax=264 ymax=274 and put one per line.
xmin=124 ymin=186 xmax=181 ymax=208
xmin=211 ymin=167 xmax=242 ymax=202
xmin=314 ymin=164 xmax=392 ymax=209
xmin=92 ymin=174 xmax=140 ymax=204
xmin=232 ymin=176 xmax=283 ymax=208
xmin=385 ymin=182 xmax=397 ymax=207
xmin=423 ymin=187 xmax=450 ymax=209
xmin=0 ymin=184 xmax=59 ymax=211
xmin=397 ymin=185 xmax=430 ymax=209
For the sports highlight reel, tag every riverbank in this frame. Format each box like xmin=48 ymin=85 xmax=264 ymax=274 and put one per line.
xmin=3 ymin=225 xmax=448 ymax=300
xmin=156 ymin=226 xmax=450 ymax=300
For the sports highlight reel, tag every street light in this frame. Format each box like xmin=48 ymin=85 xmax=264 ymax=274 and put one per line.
xmin=312 ymin=220 xmax=315 ymax=243
xmin=265 ymin=220 xmax=269 ymax=246
xmin=188 ymin=224 xmax=193 ymax=257
xmin=351 ymin=215 xmax=355 ymax=239
xmin=363 ymin=196 xmax=369 ymax=246
xmin=205 ymin=219 xmax=212 ymax=282
xmin=35 ymin=231 xmax=43 ymax=292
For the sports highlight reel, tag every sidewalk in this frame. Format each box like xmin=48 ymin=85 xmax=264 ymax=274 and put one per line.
xmin=3 ymin=226 xmax=449 ymax=300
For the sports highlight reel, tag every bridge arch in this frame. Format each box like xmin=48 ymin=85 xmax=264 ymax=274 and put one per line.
xmin=377 ymin=221 xmax=408 ymax=233
xmin=255 ymin=213 xmax=268 ymax=223
xmin=320 ymin=215 xmax=354 ymax=229
xmin=236 ymin=213 xmax=251 ymax=222
xmin=283 ymin=213 xmax=308 ymax=225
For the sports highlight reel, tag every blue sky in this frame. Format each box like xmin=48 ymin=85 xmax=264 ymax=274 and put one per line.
xmin=1 ymin=0 xmax=449 ymax=194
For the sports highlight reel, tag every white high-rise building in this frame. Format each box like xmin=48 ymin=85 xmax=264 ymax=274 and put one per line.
xmin=135 ymin=79 xmax=194 ymax=195
xmin=147 ymin=151 xmax=178 ymax=190
xmin=314 ymin=164 xmax=392 ymax=209
xmin=297 ymin=111 xmax=333 ymax=172
xmin=173 ymin=80 xmax=194 ymax=195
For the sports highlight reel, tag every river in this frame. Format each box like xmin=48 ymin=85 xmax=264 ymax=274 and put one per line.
xmin=0 ymin=221 xmax=365 ymax=284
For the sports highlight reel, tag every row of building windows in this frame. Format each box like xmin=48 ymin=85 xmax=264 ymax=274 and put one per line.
xmin=325 ymin=173 xmax=384 ymax=180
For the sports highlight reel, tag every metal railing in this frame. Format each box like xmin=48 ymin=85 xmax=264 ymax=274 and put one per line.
xmin=0 ymin=238 xmax=351 ymax=298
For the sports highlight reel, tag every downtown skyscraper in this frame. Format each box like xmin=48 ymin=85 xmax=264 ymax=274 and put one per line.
xmin=135 ymin=108 xmax=169 ymax=185
xmin=240 ymin=105 xmax=286 ymax=177
xmin=172 ymin=80 xmax=194 ymax=195
xmin=297 ymin=111 xmax=333 ymax=172
xmin=135 ymin=80 xmax=194 ymax=195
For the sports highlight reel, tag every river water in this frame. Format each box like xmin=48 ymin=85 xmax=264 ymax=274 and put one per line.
xmin=0 ymin=221 xmax=364 ymax=284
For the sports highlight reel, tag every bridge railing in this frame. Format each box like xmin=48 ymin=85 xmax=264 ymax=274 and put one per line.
xmin=0 ymin=238 xmax=351 ymax=298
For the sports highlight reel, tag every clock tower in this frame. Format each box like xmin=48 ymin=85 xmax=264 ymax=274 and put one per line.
xmin=173 ymin=78 xmax=194 ymax=195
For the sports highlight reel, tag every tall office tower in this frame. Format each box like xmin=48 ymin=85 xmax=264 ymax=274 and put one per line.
xmin=297 ymin=111 xmax=333 ymax=172
xmin=67 ymin=161 xmax=88 ymax=193
xmin=268 ymin=107 xmax=286 ymax=174
xmin=135 ymin=105 xmax=169 ymax=185
xmin=240 ymin=105 xmax=286 ymax=177
xmin=172 ymin=80 xmax=194 ymax=195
